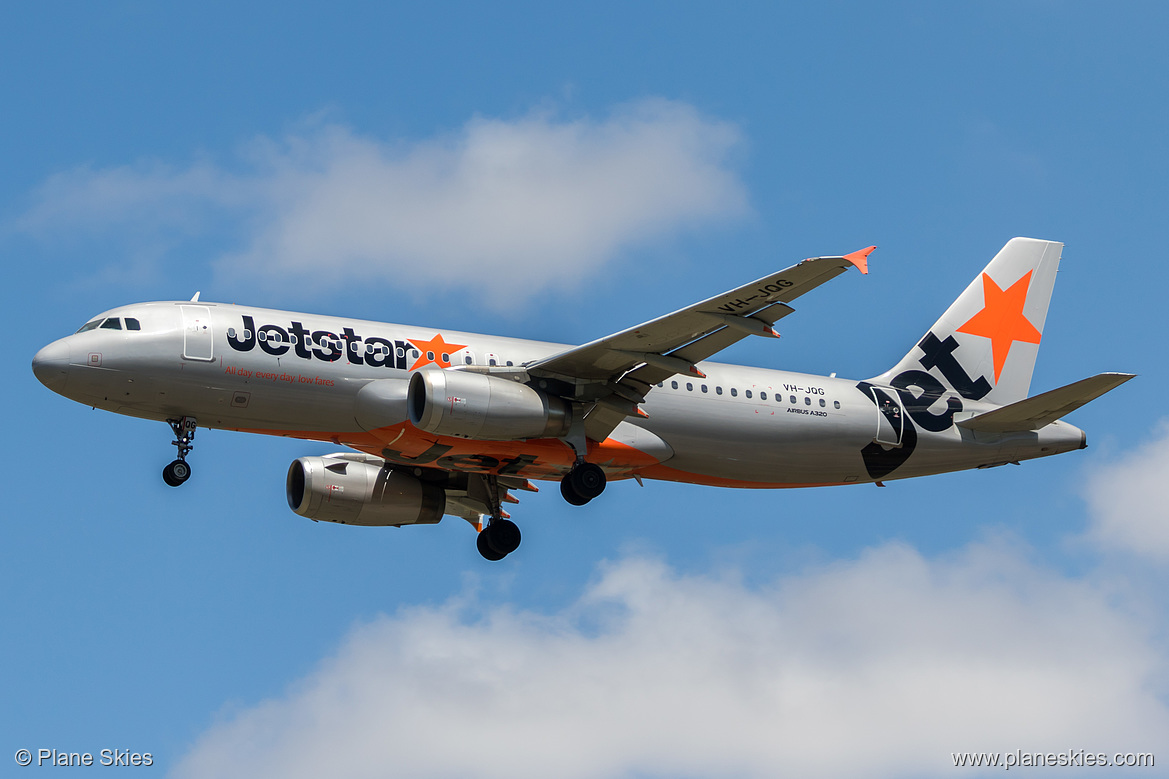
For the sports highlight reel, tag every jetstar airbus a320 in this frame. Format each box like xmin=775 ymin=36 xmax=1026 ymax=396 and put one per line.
xmin=32 ymin=238 xmax=1132 ymax=560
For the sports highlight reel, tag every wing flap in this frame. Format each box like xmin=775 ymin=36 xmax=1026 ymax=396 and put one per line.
xmin=957 ymin=373 xmax=1135 ymax=433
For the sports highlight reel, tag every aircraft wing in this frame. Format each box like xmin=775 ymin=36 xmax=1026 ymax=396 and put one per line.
xmin=525 ymin=247 xmax=874 ymax=439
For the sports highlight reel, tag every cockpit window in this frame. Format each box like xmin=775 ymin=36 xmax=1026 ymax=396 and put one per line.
xmin=76 ymin=319 xmax=102 ymax=333
xmin=125 ymin=318 xmax=141 ymax=331
xmin=100 ymin=318 xmax=123 ymax=330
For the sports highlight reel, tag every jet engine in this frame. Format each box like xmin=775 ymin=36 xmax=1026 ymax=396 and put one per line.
xmin=286 ymin=456 xmax=445 ymax=526
xmin=408 ymin=370 xmax=570 ymax=440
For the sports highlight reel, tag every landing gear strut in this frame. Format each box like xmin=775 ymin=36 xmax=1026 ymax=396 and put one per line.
xmin=474 ymin=473 xmax=522 ymax=561
xmin=163 ymin=416 xmax=196 ymax=487
xmin=560 ymin=462 xmax=606 ymax=506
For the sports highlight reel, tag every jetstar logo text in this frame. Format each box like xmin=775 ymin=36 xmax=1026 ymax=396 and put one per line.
xmin=856 ymin=331 xmax=992 ymax=480
xmin=226 ymin=315 xmax=463 ymax=371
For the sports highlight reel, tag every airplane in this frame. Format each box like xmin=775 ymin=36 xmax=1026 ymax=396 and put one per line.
xmin=31 ymin=237 xmax=1133 ymax=561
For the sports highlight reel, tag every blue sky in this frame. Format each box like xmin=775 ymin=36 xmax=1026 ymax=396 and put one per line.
xmin=4 ymin=3 xmax=1168 ymax=776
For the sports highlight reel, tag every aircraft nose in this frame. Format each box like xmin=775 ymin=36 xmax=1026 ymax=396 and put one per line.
xmin=32 ymin=338 xmax=71 ymax=393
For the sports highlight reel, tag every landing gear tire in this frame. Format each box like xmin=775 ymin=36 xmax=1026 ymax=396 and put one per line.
xmin=163 ymin=459 xmax=191 ymax=487
xmin=163 ymin=416 xmax=197 ymax=487
xmin=477 ymin=532 xmax=506 ymax=561
xmin=560 ymin=478 xmax=591 ymax=506
xmin=477 ymin=519 xmax=521 ymax=561
xmin=560 ymin=462 xmax=606 ymax=505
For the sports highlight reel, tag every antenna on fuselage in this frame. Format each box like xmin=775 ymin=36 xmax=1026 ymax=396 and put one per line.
xmin=190 ymin=292 xmax=201 ymax=302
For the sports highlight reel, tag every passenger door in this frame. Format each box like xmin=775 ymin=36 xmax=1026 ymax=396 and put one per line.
xmin=181 ymin=305 xmax=214 ymax=361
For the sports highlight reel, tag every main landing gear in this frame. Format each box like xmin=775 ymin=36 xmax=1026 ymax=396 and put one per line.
xmin=474 ymin=473 xmax=523 ymax=561
xmin=476 ymin=462 xmax=607 ymax=561
xmin=472 ymin=460 xmax=606 ymax=561
xmin=163 ymin=416 xmax=196 ymax=487
xmin=560 ymin=462 xmax=606 ymax=506
xmin=477 ymin=518 xmax=522 ymax=561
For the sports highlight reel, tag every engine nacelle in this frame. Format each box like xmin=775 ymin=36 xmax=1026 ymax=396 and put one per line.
xmin=286 ymin=456 xmax=445 ymax=526
xmin=354 ymin=378 xmax=410 ymax=431
xmin=408 ymin=369 xmax=570 ymax=440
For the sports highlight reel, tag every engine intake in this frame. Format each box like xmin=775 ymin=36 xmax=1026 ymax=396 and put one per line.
xmin=287 ymin=456 xmax=445 ymax=526
xmin=408 ymin=370 xmax=570 ymax=440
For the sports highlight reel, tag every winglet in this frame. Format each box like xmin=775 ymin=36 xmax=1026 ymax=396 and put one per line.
xmin=843 ymin=246 xmax=875 ymax=275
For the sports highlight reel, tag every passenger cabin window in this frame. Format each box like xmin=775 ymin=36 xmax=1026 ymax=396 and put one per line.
xmin=716 ymin=386 xmax=723 ymax=395
xmin=761 ymin=391 xmax=767 ymax=400
xmin=100 ymin=318 xmax=122 ymax=330
xmin=125 ymin=318 xmax=141 ymax=331
xmin=745 ymin=390 xmax=752 ymax=399
xmin=790 ymin=395 xmax=797 ymax=404
xmin=805 ymin=396 xmax=811 ymax=406
xmin=730 ymin=388 xmax=738 ymax=397
xmin=834 ymin=401 xmax=841 ymax=409
xmin=671 ymin=380 xmax=678 ymax=389
xmin=820 ymin=398 xmax=826 ymax=407
xmin=465 ymin=355 xmax=473 ymax=365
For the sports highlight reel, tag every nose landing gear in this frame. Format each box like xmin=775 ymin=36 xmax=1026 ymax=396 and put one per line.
xmin=163 ymin=416 xmax=196 ymax=487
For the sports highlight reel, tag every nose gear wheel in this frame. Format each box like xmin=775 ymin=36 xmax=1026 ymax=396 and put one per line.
xmin=163 ymin=416 xmax=197 ymax=487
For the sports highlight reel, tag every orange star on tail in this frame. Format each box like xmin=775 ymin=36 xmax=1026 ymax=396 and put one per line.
xmin=955 ymin=271 xmax=1042 ymax=383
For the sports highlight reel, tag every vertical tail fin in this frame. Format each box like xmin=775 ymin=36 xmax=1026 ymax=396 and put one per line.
xmin=873 ymin=237 xmax=1063 ymax=406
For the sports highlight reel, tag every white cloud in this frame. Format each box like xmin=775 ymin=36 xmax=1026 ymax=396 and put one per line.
xmin=1084 ymin=420 xmax=1169 ymax=561
xmin=14 ymin=100 xmax=748 ymax=302
xmin=170 ymin=542 xmax=1168 ymax=779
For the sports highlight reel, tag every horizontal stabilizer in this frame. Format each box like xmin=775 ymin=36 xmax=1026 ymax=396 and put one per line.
xmin=957 ymin=373 xmax=1135 ymax=433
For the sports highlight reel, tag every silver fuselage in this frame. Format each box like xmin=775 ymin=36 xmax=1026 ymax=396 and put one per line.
xmin=32 ymin=300 xmax=1086 ymax=488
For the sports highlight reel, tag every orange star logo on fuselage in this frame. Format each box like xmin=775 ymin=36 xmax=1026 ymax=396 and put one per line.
xmin=955 ymin=271 xmax=1042 ymax=384
xmin=407 ymin=334 xmax=467 ymax=370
